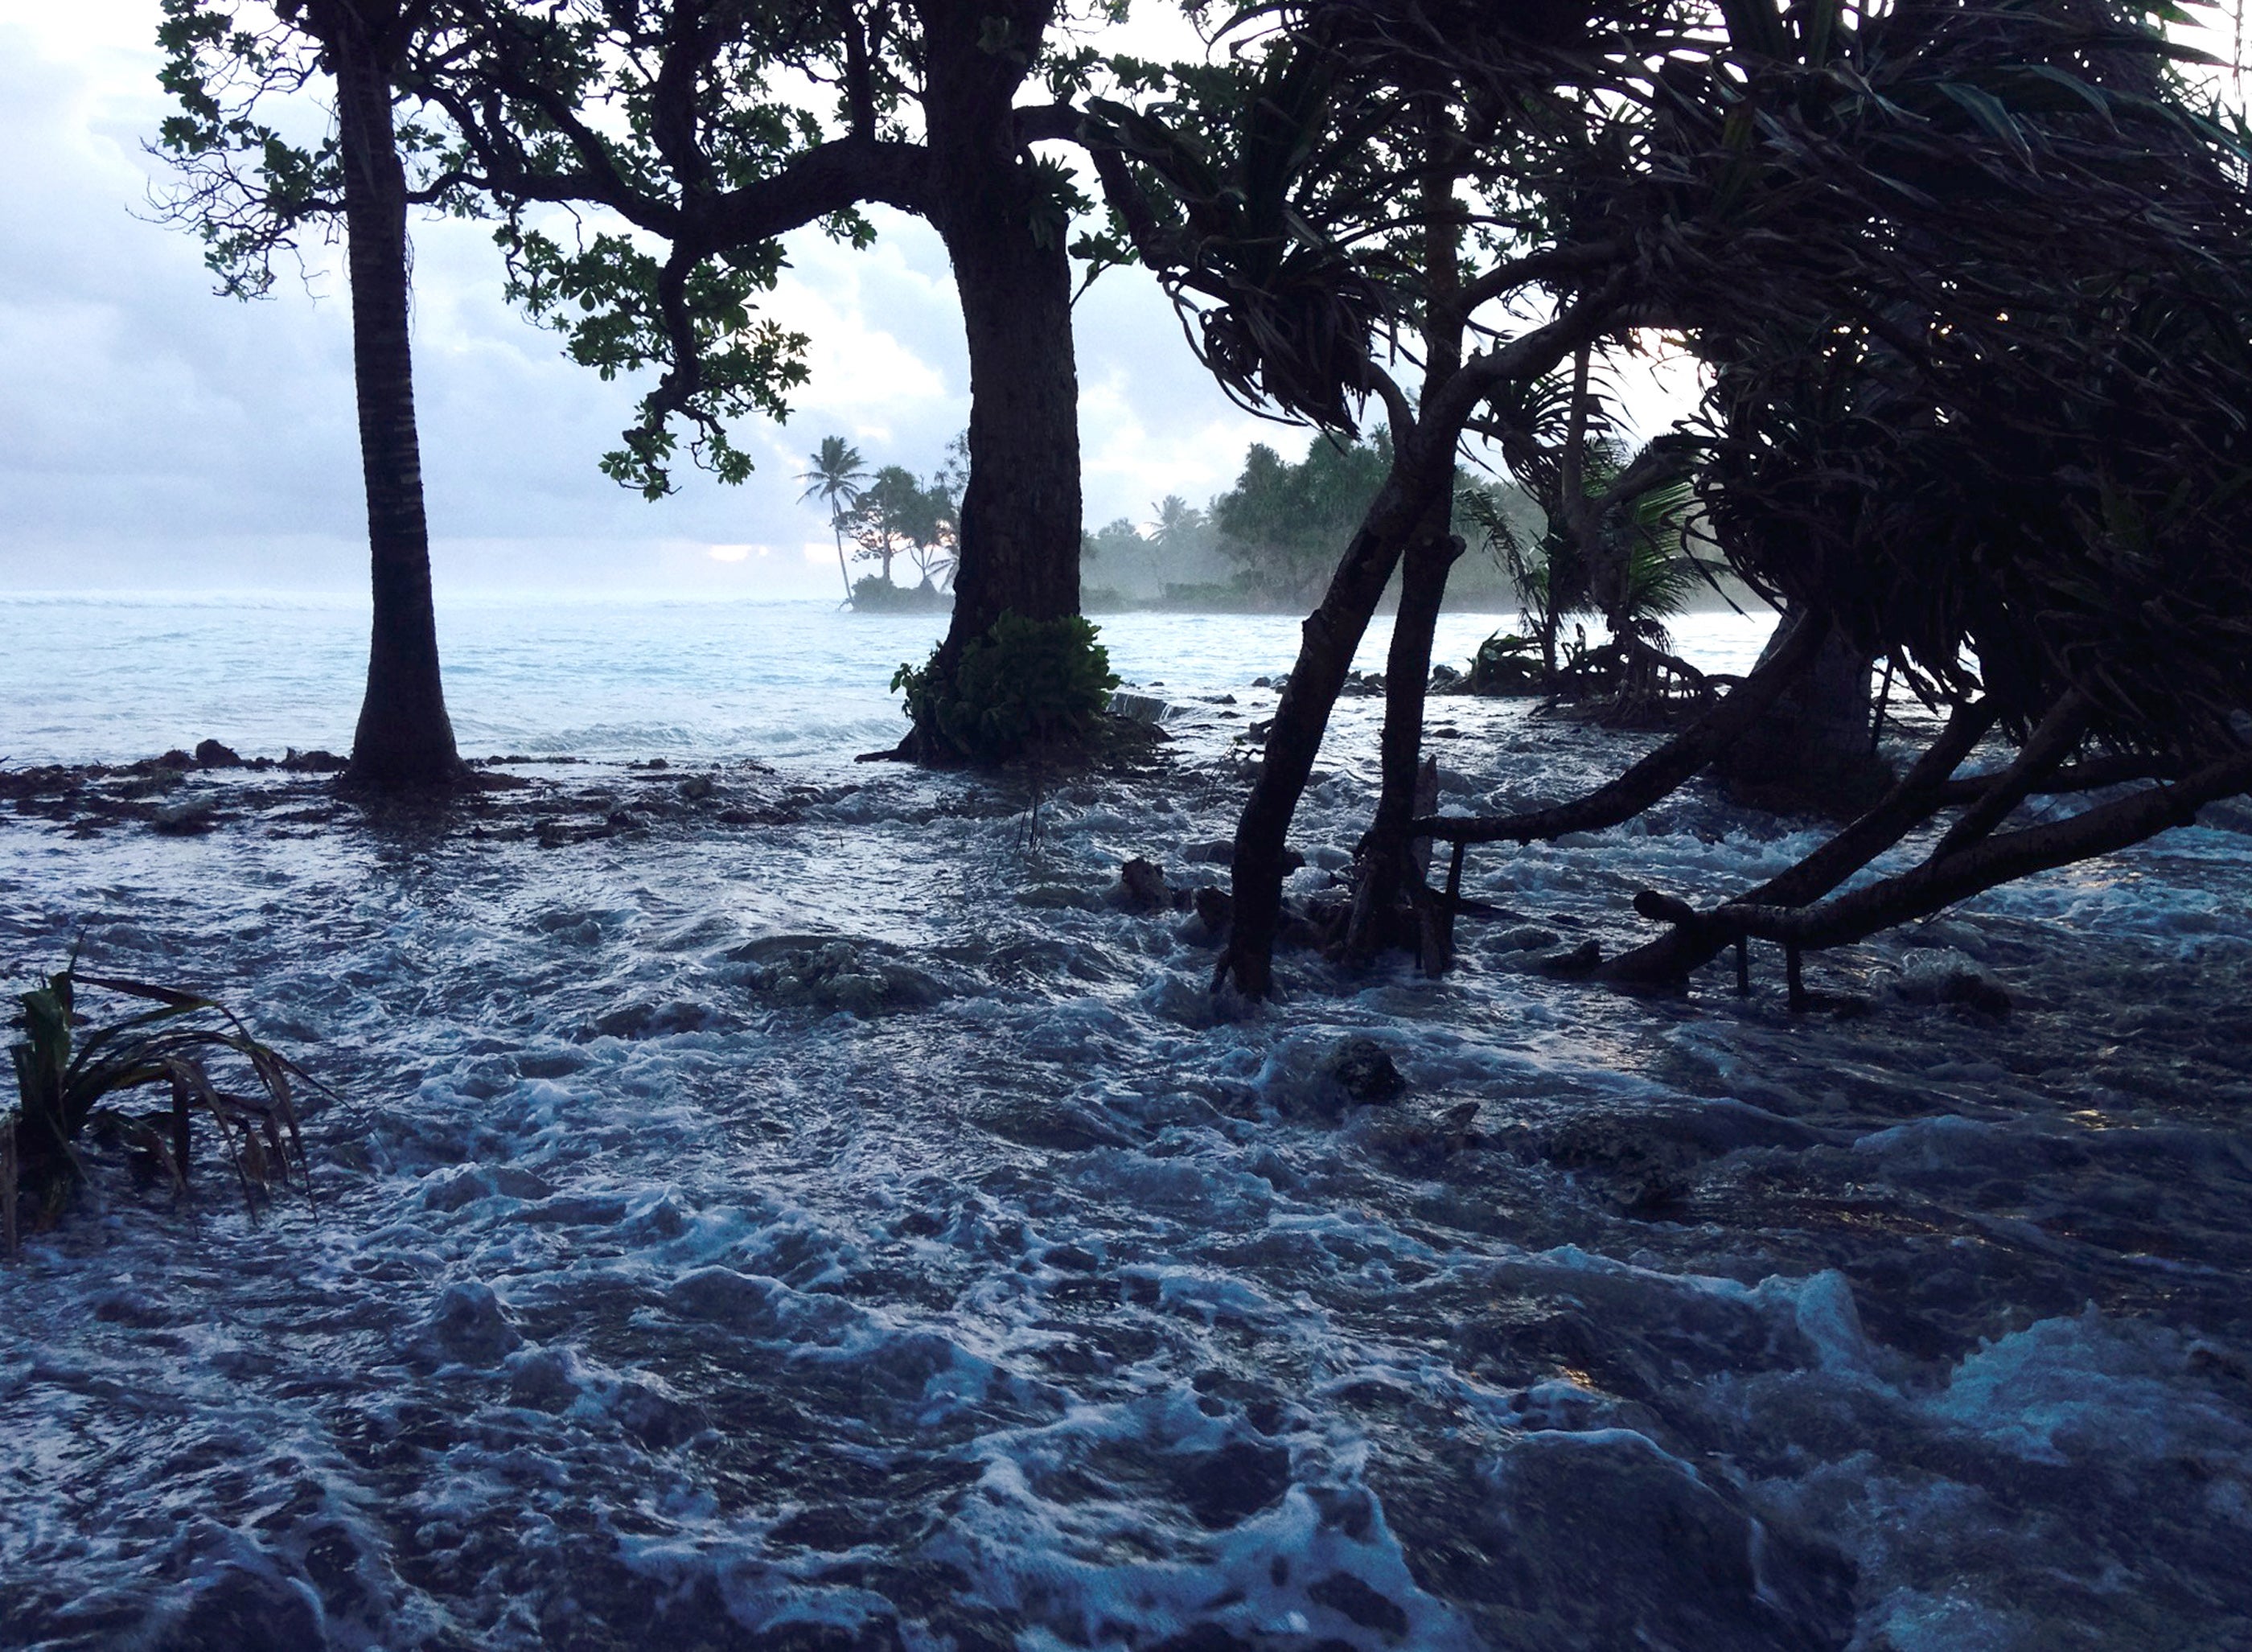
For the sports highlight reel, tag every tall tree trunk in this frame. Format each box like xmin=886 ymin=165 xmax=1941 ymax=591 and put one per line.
xmin=1219 ymin=451 xmax=1449 ymax=997
xmin=1344 ymin=134 xmax=1466 ymax=965
xmin=1344 ymin=524 xmax=1462 ymax=964
xmin=1713 ymin=602 xmax=1882 ymax=815
xmin=333 ymin=16 xmax=462 ymax=792
xmin=908 ymin=1 xmax=1080 ymax=758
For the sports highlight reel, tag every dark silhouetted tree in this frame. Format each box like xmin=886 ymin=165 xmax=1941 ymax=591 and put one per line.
xmin=156 ymin=0 xmax=471 ymax=791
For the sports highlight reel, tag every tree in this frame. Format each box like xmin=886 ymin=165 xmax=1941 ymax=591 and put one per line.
xmin=430 ymin=0 xmax=1131 ymax=758
xmin=799 ymin=436 xmax=869 ymax=601
xmin=1087 ymin=6 xmax=1639 ymax=990
xmin=1097 ymin=0 xmax=2252 ymax=1001
xmin=155 ymin=0 xmax=470 ymax=792
xmin=1210 ymin=434 xmax=1390 ymax=606
xmin=1149 ymin=494 xmax=1204 ymax=555
xmin=847 ymin=465 xmax=954 ymax=590
xmin=1463 ymin=379 xmax=1713 ymax=701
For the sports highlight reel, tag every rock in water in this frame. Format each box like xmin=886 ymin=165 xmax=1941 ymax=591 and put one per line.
xmin=153 ymin=795 xmax=219 ymax=834
xmin=1324 ymin=1037 xmax=1406 ymax=1106
xmin=410 ymin=1281 xmax=523 ymax=1367
xmin=1886 ymin=946 xmax=2012 ymax=1015
xmin=1194 ymin=886 xmax=1234 ymax=940
xmin=192 ymin=739 xmax=242 ymax=767
xmin=1120 ymin=857 xmax=1170 ymax=911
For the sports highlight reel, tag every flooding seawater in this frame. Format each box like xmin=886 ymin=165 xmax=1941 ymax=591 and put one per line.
xmin=1 ymin=595 xmax=2248 ymax=1652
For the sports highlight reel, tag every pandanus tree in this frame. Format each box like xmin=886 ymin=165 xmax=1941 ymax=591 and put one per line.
xmin=1465 ymin=360 xmax=1709 ymax=693
xmin=1085 ymin=0 xmax=1652 ymax=992
xmin=1575 ymin=0 xmax=2252 ymax=988
xmin=157 ymin=0 xmax=471 ymax=791
xmin=423 ymin=0 xmax=1128 ymax=759
xmin=1098 ymin=0 xmax=2252 ymax=999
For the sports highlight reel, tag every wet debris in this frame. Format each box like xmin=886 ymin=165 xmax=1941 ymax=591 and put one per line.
xmin=1323 ymin=1036 xmax=1406 ymax=1106
xmin=1118 ymin=856 xmax=1172 ymax=911
xmin=735 ymin=936 xmax=951 ymax=1017
xmin=409 ymin=1281 xmax=524 ymax=1368
xmin=1109 ymin=690 xmax=1172 ymax=725
xmin=151 ymin=792 xmax=220 ymax=834
xmin=1875 ymin=945 xmax=2013 ymax=1016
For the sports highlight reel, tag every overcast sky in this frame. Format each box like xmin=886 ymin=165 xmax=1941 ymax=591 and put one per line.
xmin=0 ymin=1 xmax=1303 ymax=600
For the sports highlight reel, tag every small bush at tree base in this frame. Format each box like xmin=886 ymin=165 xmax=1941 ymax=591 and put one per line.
xmin=894 ymin=613 xmax=1120 ymax=764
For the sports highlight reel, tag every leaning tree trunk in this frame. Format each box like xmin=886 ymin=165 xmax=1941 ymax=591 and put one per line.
xmin=907 ymin=2 xmax=1080 ymax=759
xmin=1344 ymin=151 xmax=1467 ymax=968
xmin=1713 ymin=602 xmax=1881 ymax=815
xmin=333 ymin=18 xmax=462 ymax=792
xmin=1344 ymin=524 xmax=1462 ymax=964
xmin=1219 ymin=450 xmax=1449 ymax=997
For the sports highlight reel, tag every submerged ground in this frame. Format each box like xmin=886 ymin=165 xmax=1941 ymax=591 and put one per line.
xmin=2 ymin=602 xmax=2250 ymax=1651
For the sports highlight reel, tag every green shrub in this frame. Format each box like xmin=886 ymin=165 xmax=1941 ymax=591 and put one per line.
xmin=1467 ymin=631 xmax=1543 ymax=695
xmin=894 ymin=612 xmax=1120 ymax=763
xmin=4 ymin=962 xmax=315 ymax=1253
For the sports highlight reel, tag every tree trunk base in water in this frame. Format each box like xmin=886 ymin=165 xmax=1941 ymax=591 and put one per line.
xmin=336 ymin=752 xmax=471 ymax=796
xmin=1714 ymin=622 xmax=1890 ymax=818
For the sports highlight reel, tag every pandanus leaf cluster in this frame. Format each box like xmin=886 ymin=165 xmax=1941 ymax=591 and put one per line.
xmin=4 ymin=963 xmax=316 ymax=1253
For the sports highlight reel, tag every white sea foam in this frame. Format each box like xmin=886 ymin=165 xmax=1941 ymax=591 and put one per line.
xmin=1 ymin=598 xmax=2247 ymax=1647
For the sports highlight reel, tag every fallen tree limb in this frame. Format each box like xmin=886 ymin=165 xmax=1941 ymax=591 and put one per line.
xmin=1602 ymin=696 xmax=1998 ymax=984
xmin=1412 ymin=610 xmax=1828 ymax=845
xmin=1713 ymin=750 xmax=2252 ymax=953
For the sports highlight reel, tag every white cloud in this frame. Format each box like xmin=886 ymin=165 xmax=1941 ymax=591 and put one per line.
xmin=0 ymin=2 xmax=1313 ymax=601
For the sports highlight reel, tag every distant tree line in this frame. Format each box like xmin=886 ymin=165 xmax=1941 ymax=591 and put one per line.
xmin=800 ymin=434 xmax=963 ymax=610
xmin=1080 ymin=428 xmax=1702 ymax=627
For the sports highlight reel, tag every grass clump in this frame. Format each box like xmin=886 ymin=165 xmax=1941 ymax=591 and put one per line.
xmin=3 ymin=960 xmax=316 ymax=1254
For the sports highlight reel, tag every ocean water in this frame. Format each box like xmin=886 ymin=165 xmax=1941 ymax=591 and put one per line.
xmin=0 ymin=593 xmax=1774 ymax=767
xmin=2 ymin=594 xmax=2250 ymax=1651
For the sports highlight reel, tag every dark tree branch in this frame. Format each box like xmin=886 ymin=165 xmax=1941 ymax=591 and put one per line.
xmin=1414 ymin=608 xmax=1831 ymax=845
xmin=1712 ymin=751 xmax=2252 ymax=953
xmin=1929 ymin=689 xmax=2090 ymax=860
xmin=1605 ymin=696 xmax=1999 ymax=984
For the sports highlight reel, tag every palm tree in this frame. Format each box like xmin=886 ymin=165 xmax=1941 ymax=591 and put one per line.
xmin=1149 ymin=495 xmax=1204 ymax=553
xmin=799 ymin=437 xmax=867 ymax=600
